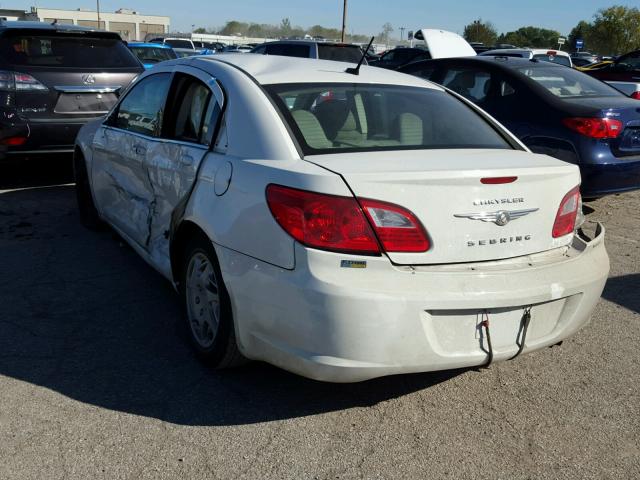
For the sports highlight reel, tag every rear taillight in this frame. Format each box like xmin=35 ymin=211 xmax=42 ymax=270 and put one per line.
xmin=266 ymin=184 xmax=380 ymax=255
xmin=360 ymin=199 xmax=430 ymax=252
xmin=266 ymin=185 xmax=430 ymax=255
xmin=0 ymin=71 xmax=48 ymax=92
xmin=562 ymin=117 xmax=622 ymax=139
xmin=631 ymin=91 xmax=640 ymax=100
xmin=552 ymin=186 xmax=581 ymax=238
xmin=0 ymin=136 xmax=27 ymax=146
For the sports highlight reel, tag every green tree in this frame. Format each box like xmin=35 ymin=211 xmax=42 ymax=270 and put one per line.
xmin=280 ymin=17 xmax=292 ymax=37
xmin=220 ymin=21 xmax=249 ymax=36
xmin=498 ymin=26 xmax=561 ymax=48
xmin=585 ymin=5 xmax=640 ymax=55
xmin=463 ymin=19 xmax=498 ymax=46
xmin=568 ymin=20 xmax=591 ymax=52
xmin=193 ymin=27 xmax=207 ymax=34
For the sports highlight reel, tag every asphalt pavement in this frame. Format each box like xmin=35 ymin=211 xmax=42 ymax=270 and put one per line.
xmin=0 ymin=158 xmax=638 ymax=479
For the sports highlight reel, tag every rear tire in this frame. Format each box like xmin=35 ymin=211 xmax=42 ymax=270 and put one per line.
xmin=180 ymin=234 xmax=246 ymax=368
xmin=73 ymin=152 xmax=104 ymax=230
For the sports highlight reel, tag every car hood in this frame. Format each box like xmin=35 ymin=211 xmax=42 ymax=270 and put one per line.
xmin=414 ymin=29 xmax=476 ymax=59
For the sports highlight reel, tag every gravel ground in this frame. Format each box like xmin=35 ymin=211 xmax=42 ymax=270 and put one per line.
xmin=0 ymin=159 xmax=638 ymax=479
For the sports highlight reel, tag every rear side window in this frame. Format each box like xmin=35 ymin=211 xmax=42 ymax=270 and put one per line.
xmin=0 ymin=33 xmax=140 ymax=68
xmin=442 ymin=69 xmax=492 ymax=102
xmin=165 ymin=74 xmax=216 ymax=144
xmin=516 ymin=66 xmax=621 ymax=98
xmin=265 ymin=44 xmax=310 ymax=58
xmin=532 ymin=53 xmax=571 ymax=67
xmin=164 ymin=39 xmax=193 ymax=49
xmin=317 ymin=44 xmax=363 ymax=63
xmin=130 ymin=46 xmax=177 ymax=64
xmin=267 ymin=83 xmax=512 ymax=155
xmin=115 ymin=73 xmax=171 ymax=136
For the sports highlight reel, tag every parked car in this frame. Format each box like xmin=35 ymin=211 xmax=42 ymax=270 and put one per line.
xmin=74 ymin=54 xmax=608 ymax=382
xmin=0 ymin=21 xmax=142 ymax=160
xmin=585 ymin=49 xmax=640 ymax=99
xmin=480 ymin=48 xmax=573 ymax=67
xmin=399 ymin=56 xmax=640 ymax=197
xmin=127 ymin=42 xmax=177 ymax=69
xmin=571 ymin=57 xmax=596 ymax=68
xmin=369 ymin=29 xmax=476 ymax=69
xmin=220 ymin=44 xmax=253 ymax=53
xmin=151 ymin=37 xmax=214 ymax=55
xmin=250 ymin=40 xmax=365 ymax=63
xmin=368 ymin=47 xmax=431 ymax=69
xmin=571 ymin=52 xmax=599 ymax=65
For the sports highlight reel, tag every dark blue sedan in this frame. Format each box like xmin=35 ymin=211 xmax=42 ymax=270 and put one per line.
xmin=127 ymin=42 xmax=177 ymax=69
xmin=399 ymin=56 xmax=640 ymax=198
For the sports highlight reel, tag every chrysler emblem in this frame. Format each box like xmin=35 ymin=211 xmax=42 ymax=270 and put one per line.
xmin=454 ymin=208 xmax=539 ymax=226
xmin=82 ymin=74 xmax=95 ymax=85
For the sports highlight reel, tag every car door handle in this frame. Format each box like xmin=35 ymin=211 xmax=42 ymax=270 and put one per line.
xmin=179 ymin=154 xmax=194 ymax=167
xmin=133 ymin=144 xmax=147 ymax=155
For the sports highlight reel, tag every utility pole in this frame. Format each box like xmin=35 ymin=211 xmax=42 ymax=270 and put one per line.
xmin=341 ymin=0 xmax=347 ymax=43
xmin=400 ymin=26 xmax=405 ymax=41
xmin=96 ymin=0 xmax=100 ymax=27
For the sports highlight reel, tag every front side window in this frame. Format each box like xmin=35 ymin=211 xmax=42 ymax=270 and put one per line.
xmin=164 ymin=39 xmax=193 ymax=49
xmin=267 ymin=83 xmax=512 ymax=155
xmin=265 ymin=44 xmax=310 ymax=58
xmin=115 ymin=73 xmax=171 ymax=136
xmin=516 ymin=66 xmax=621 ymax=98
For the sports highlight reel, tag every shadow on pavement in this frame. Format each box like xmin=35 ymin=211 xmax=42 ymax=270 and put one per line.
xmin=602 ymin=274 xmax=640 ymax=315
xmin=0 ymin=185 xmax=463 ymax=426
xmin=0 ymin=155 xmax=73 ymax=190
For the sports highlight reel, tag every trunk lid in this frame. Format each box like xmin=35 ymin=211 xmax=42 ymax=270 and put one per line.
xmin=14 ymin=70 xmax=138 ymax=119
xmin=306 ymin=149 xmax=580 ymax=265
xmin=414 ymin=29 xmax=476 ymax=59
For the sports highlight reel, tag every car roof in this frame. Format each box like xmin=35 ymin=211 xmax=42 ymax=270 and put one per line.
xmin=0 ymin=20 xmax=110 ymax=34
xmin=128 ymin=42 xmax=172 ymax=48
xmin=195 ymin=54 xmax=441 ymax=89
xmin=481 ymin=48 xmax=570 ymax=57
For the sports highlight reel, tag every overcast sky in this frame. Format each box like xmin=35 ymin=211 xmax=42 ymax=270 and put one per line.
xmin=13 ymin=1 xmax=639 ymax=35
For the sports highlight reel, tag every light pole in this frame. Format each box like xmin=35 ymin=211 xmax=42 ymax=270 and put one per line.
xmin=96 ymin=0 xmax=100 ymax=27
xmin=400 ymin=26 xmax=405 ymax=41
xmin=341 ymin=0 xmax=347 ymax=43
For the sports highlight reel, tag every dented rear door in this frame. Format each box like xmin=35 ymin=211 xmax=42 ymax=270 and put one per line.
xmin=91 ymin=72 xmax=172 ymax=247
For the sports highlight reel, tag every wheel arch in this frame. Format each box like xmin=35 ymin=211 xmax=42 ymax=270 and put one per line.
xmin=169 ymin=219 xmax=211 ymax=286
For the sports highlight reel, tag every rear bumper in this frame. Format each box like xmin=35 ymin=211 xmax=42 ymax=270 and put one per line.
xmin=580 ymin=159 xmax=640 ymax=197
xmin=0 ymin=116 xmax=99 ymax=160
xmin=218 ymin=224 xmax=609 ymax=382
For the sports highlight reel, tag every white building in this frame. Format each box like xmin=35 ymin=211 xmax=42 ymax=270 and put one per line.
xmin=24 ymin=7 xmax=170 ymax=41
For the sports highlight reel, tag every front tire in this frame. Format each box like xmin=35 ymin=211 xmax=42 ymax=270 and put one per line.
xmin=180 ymin=235 xmax=246 ymax=368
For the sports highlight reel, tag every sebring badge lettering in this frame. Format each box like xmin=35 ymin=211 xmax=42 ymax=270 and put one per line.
xmin=473 ymin=197 xmax=524 ymax=206
xmin=467 ymin=235 xmax=532 ymax=247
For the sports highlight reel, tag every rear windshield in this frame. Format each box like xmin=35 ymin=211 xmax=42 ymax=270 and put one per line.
xmin=317 ymin=44 xmax=363 ymax=63
xmin=0 ymin=33 xmax=140 ymax=68
xmin=267 ymin=83 xmax=512 ymax=155
xmin=164 ymin=39 xmax=193 ymax=49
xmin=532 ymin=53 xmax=571 ymax=67
xmin=516 ymin=66 xmax=621 ymax=98
xmin=130 ymin=46 xmax=177 ymax=63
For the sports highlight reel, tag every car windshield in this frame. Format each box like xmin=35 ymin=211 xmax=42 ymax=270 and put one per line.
xmin=516 ymin=66 xmax=621 ymax=97
xmin=0 ymin=32 xmax=140 ymax=68
xmin=317 ymin=44 xmax=363 ymax=63
xmin=532 ymin=53 xmax=571 ymax=67
xmin=164 ymin=39 xmax=192 ymax=49
xmin=130 ymin=46 xmax=176 ymax=63
xmin=267 ymin=83 xmax=511 ymax=155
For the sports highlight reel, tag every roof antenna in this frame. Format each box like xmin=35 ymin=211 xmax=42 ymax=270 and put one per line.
xmin=346 ymin=36 xmax=374 ymax=75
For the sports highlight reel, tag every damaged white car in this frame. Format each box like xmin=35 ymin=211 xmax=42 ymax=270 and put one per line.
xmin=74 ymin=54 xmax=609 ymax=382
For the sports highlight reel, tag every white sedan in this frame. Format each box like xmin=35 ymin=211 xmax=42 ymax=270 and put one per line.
xmin=74 ymin=54 xmax=609 ymax=382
